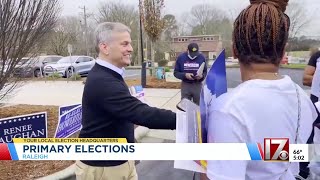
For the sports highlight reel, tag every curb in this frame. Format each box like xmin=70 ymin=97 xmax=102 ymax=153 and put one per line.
xmin=36 ymin=127 xmax=151 ymax=180
xmin=0 ymin=103 xmax=17 ymax=108
xmin=125 ymin=66 xmax=151 ymax=70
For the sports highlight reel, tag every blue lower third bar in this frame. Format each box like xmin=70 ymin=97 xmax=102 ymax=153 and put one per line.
xmin=246 ymin=143 xmax=262 ymax=160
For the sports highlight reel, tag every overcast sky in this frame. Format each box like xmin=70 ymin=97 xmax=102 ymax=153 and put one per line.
xmin=61 ymin=0 xmax=320 ymax=36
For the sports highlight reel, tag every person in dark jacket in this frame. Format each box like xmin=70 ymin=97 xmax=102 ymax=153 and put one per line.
xmin=76 ymin=22 xmax=176 ymax=180
xmin=174 ymin=43 xmax=207 ymax=105
xmin=303 ymin=48 xmax=320 ymax=103
xmin=300 ymin=48 xmax=320 ymax=179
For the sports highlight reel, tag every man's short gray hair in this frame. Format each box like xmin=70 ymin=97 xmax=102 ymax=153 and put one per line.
xmin=95 ymin=22 xmax=131 ymax=52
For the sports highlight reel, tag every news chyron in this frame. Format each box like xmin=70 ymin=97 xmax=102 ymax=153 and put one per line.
xmin=264 ymin=138 xmax=289 ymax=161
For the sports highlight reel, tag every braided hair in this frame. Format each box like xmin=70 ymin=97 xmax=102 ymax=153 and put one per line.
xmin=232 ymin=0 xmax=290 ymax=65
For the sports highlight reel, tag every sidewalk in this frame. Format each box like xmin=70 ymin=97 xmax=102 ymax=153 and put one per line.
xmin=0 ymin=81 xmax=181 ymax=108
xmin=0 ymin=81 xmax=311 ymax=142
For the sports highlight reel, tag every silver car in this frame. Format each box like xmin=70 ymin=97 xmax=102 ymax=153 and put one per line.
xmin=44 ymin=56 xmax=95 ymax=78
xmin=2 ymin=56 xmax=62 ymax=78
xmin=18 ymin=56 xmax=62 ymax=77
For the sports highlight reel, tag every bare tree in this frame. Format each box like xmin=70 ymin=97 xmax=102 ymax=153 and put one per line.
xmin=177 ymin=12 xmax=192 ymax=36
xmin=0 ymin=0 xmax=61 ymax=101
xmin=286 ymin=2 xmax=313 ymax=38
xmin=96 ymin=2 xmax=138 ymax=25
xmin=188 ymin=4 xmax=225 ymax=35
xmin=163 ymin=14 xmax=179 ymax=41
xmin=46 ymin=16 xmax=82 ymax=56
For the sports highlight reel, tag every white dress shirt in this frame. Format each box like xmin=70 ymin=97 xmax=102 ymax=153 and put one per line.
xmin=96 ymin=59 xmax=125 ymax=76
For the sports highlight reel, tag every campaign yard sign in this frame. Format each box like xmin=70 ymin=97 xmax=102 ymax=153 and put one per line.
xmin=59 ymin=104 xmax=81 ymax=116
xmin=54 ymin=104 xmax=82 ymax=138
xmin=196 ymin=49 xmax=227 ymax=170
xmin=200 ymin=49 xmax=227 ymax=144
xmin=0 ymin=112 xmax=47 ymax=143
xmin=129 ymin=85 xmax=146 ymax=103
xmin=174 ymin=50 xmax=227 ymax=173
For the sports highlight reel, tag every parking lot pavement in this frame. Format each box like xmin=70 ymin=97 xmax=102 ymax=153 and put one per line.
xmin=66 ymin=161 xmax=199 ymax=180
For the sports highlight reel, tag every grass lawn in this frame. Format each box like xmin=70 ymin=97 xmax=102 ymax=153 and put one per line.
xmin=280 ymin=64 xmax=307 ymax=69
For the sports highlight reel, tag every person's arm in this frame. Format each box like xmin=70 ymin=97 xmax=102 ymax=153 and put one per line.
xmin=174 ymin=55 xmax=186 ymax=80
xmin=99 ymin=80 xmax=176 ymax=130
xmin=303 ymin=66 xmax=316 ymax=87
xmin=303 ymin=53 xmax=318 ymax=86
xmin=206 ymin=110 xmax=248 ymax=180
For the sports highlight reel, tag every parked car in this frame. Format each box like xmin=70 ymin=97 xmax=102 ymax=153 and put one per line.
xmin=32 ymin=55 xmax=63 ymax=77
xmin=12 ymin=55 xmax=62 ymax=78
xmin=11 ymin=57 xmax=31 ymax=77
xmin=1 ymin=57 xmax=32 ymax=77
xmin=44 ymin=56 xmax=95 ymax=78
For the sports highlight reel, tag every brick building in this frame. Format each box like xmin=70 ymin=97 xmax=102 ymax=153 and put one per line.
xmin=169 ymin=35 xmax=223 ymax=61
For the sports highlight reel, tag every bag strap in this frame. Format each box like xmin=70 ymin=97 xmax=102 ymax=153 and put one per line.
xmin=295 ymin=84 xmax=301 ymax=143
xmin=280 ymin=84 xmax=301 ymax=179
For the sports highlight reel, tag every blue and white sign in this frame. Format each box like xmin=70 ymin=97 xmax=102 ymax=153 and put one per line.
xmin=200 ymin=49 xmax=227 ymax=143
xmin=129 ymin=85 xmax=146 ymax=103
xmin=55 ymin=104 xmax=82 ymax=138
xmin=59 ymin=104 xmax=81 ymax=116
xmin=0 ymin=112 xmax=47 ymax=143
xmin=129 ymin=85 xmax=144 ymax=94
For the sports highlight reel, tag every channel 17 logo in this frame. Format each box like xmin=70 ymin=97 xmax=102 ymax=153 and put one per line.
xmin=264 ymin=138 xmax=289 ymax=161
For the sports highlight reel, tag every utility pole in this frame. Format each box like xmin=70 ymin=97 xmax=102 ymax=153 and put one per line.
xmin=80 ymin=6 xmax=89 ymax=56
xmin=139 ymin=0 xmax=146 ymax=88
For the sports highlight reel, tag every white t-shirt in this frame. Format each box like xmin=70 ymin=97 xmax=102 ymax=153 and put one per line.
xmin=206 ymin=75 xmax=318 ymax=180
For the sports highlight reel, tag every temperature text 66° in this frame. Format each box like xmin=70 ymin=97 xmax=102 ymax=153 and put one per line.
xmin=293 ymin=150 xmax=302 ymax=154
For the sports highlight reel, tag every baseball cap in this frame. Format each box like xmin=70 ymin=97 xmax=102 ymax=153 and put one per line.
xmin=187 ymin=43 xmax=200 ymax=58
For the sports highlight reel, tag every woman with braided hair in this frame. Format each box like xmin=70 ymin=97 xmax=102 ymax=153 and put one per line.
xmin=206 ymin=0 xmax=317 ymax=179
